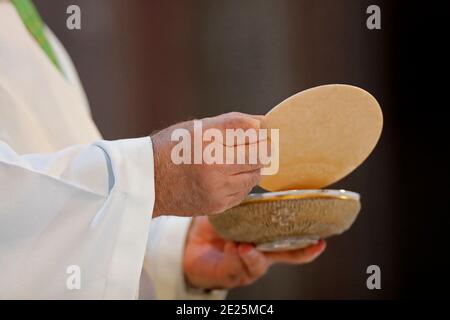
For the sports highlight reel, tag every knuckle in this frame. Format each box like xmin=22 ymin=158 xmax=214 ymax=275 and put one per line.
xmin=224 ymin=113 xmax=250 ymax=129
xmin=226 ymin=111 xmax=245 ymax=118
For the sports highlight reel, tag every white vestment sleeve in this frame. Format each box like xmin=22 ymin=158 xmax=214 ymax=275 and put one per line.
xmin=140 ymin=216 xmax=227 ymax=300
xmin=0 ymin=137 xmax=155 ymax=299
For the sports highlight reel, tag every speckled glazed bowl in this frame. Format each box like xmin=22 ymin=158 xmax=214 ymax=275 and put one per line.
xmin=208 ymin=189 xmax=361 ymax=251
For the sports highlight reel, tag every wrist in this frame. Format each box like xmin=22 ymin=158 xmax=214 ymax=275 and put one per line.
xmin=151 ymin=132 xmax=165 ymax=218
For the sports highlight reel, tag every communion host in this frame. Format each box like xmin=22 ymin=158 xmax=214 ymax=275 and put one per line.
xmin=0 ymin=0 xmax=326 ymax=299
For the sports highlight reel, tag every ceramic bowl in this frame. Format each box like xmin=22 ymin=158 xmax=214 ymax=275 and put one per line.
xmin=208 ymin=189 xmax=361 ymax=251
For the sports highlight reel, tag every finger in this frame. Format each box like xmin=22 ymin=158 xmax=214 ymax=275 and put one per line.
xmin=222 ymin=162 xmax=263 ymax=176
xmin=222 ymin=130 xmax=267 ymax=146
xmin=266 ymin=240 xmax=326 ymax=264
xmin=265 ymin=240 xmax=327 ymax=265
xmin=225 ymin=188 xmax=253 ymax=209
xmin=205 ymin=112 xmax=260 ymax=131
xmin=212 ymin=113 xmax=266 ymax=146
xmin=249 ymin=115 xmax=265 ymax=122
xmin=231 ymin=143 xmax=264 ymax=165
xmin=225 ymin=172 xmax=260 ymax=206
xmin=221 ymin=144 xmax=265 ymax=174
xmin=218 ymin=241 xmax=249 ymax=288
xmin=238 ymin=243 xmax=270 ymax=280
xmin=204 ymin=142 xmax=266 ymax=175
xmin=228 ymin=170 xmax=261 ymax=190
xmin=220 ymin=112 xmax=263 ymax=130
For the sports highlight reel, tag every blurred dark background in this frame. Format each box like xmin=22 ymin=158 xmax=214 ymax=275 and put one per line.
xmin=33 ymin=0 xmax=450 ymax=299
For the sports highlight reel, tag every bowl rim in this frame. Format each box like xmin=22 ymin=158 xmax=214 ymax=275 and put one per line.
xmin=242 ymin=189 xmax=360 ymax=205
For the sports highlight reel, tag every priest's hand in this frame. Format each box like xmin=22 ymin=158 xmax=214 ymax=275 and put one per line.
xmin=151 ymin=112 xmax=265 ymax=217
xmin=183 ymin=216 xmax=327 ymax=290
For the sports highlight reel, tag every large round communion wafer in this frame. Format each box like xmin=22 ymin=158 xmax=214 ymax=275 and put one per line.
xmin=209 ymin=189 xmax=361 ymax=251
xmin=259 ymin=84 xmax=383 ymax=191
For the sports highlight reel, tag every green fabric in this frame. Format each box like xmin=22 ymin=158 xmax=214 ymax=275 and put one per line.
xmin=11 ymin=0 xmax=61 ymax=72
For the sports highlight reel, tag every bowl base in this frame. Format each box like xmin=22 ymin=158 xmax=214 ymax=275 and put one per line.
xmin=256 ymin=235 xmax=320 ymax=252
